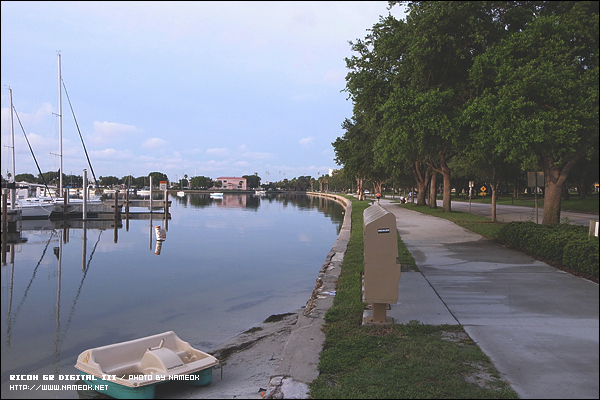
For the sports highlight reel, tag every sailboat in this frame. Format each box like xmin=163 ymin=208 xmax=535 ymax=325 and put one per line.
xmin=6 ymin=87 xmax=56 ymax=219
xmin=51 ymin=53 xmax=111 ymax=217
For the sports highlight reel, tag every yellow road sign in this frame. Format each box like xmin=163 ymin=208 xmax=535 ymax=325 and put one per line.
xmin=480 ymin=186 xmax=486 ymax=192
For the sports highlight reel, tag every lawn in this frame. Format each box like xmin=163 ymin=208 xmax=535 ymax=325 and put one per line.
xmin=449 ymin=193 xmax=599 ymax=214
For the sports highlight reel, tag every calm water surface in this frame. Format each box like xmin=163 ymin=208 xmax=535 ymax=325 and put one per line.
xmin=0 ymin=192 xmax=344 ymax=399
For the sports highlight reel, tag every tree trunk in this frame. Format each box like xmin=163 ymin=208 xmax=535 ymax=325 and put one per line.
xmin=543 ymin=182 xmax=562 ymax=225
xmin=356 ymin=177 xmax=365 ymax=201
xmin=541 ymin=149 xmax=584 ymax=225
xmin=373 ymin=181 xmax=384 ymax=197
xmin=429 ymin=172 xmax=437 ymax=209
xmin=491 ymin=180 xmax=499 ymax=222
xmin=411 ymin=161 xmax=430 ymax=206
xmin=439 ymin=150 xmax=452 ymax=212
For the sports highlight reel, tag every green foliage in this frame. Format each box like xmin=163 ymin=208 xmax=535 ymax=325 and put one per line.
xmin=498 ymin=221 xmax=599 ymax=277
xmin=14 ymin=173 xmax=37 ymax=183
xmin=242 ymin=173 xmax=261 ymax=189
xmin=99 ymin=175 xmax=119 ymax=187
xmin=190 ymin=175 xmax=213 ymax=189
xmin=338 ymin=1 xmax=598 ymax=224
xmin=563 ymin=238 xmax=600 ymax=277
xmin=148 ymin=171 xmax=168 ymax=185
xmin=120 ymin=175 xmax=135 ymax=186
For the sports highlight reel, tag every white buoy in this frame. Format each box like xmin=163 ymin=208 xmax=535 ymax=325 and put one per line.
xmin=155 ymin=225 xmax=166 ymax=241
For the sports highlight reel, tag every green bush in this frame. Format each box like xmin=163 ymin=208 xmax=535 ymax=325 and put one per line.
xmin=498 ymin=221 xmax=599 ymax=278
xmin=563 ymin=238 xmax=600 ymax=277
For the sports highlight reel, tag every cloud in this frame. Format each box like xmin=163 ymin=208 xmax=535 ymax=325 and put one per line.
xmin=299 ymin=137 xmax=314 ymax=146
xmin=323 ymin=69 xmax=346 ymax=84
xmin=142 ymin=137 xmax=167 ymax=149
xmin=89 ymin=121 xmax=141 ymax=145
xmin=240 ymin=151 xmax=273 ymax=160
xmin=206 ymin=148 xmax=229 ymax=157
xmin=1 ymin=103 xmax=54 ymax=138
xmin=291 ymin=93 xmax=317 ymax=101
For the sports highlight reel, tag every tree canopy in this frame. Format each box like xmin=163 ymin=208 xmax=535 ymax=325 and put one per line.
xmin=333 ymin=0 xmax=598 ymax=224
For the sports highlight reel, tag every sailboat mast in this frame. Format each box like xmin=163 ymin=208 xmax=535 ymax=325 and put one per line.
xmin=9 ymin=87 xmax=16 ymax=183
xmin=58 ymin=52 xmax=63 ymax=195
xmin=9 ymin=87 xmax=16 ymax=209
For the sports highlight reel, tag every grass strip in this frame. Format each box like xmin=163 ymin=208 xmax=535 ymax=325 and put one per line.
xmin=397 ymin=203 xmax=504 ymax=239
xmin=309 ymin=197 xmax=518 ymax=399
xmin=436 ymin=193 xmax=599 ymax=214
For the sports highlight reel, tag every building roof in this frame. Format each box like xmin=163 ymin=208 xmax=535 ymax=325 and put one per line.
xmin=216 ymin=177 xmax=246 ymax=180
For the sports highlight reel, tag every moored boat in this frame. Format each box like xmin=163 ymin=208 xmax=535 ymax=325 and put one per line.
xmin=9 ymin=197 xmax=56 ymax=219
xmin=209 ymin=192 xmax=223 ymax=198
xmin=75 ymin=331 xmax=219 ymax=399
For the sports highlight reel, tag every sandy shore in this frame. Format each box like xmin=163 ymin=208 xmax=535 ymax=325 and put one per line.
xmin=154 ymin=310 xmax=301 ymax=399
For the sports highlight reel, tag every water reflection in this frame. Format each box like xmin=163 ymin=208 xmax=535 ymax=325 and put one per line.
xmin=1 ymin=193 xmax=343 ymax=399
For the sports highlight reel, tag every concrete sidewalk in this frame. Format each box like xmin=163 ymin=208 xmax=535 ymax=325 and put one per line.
xmin=377 ymin=199 xmax=599 ymax=399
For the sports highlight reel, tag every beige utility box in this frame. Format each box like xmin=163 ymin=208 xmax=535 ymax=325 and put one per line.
xmin=363 ymin=203 xmax=400 ymax=307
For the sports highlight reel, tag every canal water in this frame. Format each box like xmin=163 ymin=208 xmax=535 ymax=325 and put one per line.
xmin=0 ymin=192 xmax=344 ymax=399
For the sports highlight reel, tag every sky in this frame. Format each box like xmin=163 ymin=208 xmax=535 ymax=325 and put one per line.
xmin=1 ymin=1 xmax=406 ymax=184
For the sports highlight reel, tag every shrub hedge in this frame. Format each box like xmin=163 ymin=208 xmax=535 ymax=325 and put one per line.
xmin=497 ymin=221 xmax=599 ymax=278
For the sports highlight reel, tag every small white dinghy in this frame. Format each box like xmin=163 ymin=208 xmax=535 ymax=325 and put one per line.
xmin=75 ymin=331 xmax=219 ymax=399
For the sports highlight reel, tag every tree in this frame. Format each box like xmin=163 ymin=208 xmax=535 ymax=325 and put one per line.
xmin=190 ymin=176 xmax=213 ymax=189
xmin=466 ymin=1 xmax=599 ymax=224
xmin=378 ymin=1 xmax=513 ymax=212
xmin=243 ymin=173 xmax=261 ymax=189
xmin=148 ymin=172 xmax=168 ymax=187
xmin=121 ymin=175 xmax=135 ymax=187
xmin=565 ymin=147 xmax=599 ymax=199
xmin=64 ymin=173 xmax=83 ymax=188
xmin=40 ymin=171 xmax=61 ymax=186
xmin=333 ymin=116 xmax=378 ymax=200
xmin=99 ymin=175 xmax=119 ymax=187
xmin=14 ymin=173 xmax=37 ymax=183
xmin=133 ymin=176 xmax=149 ymax=187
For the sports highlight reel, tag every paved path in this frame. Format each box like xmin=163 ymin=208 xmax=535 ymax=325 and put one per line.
xmin=376 ymin=199 xmax=599 ymax=399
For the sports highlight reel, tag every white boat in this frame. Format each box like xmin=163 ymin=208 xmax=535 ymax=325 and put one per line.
xmin=5 ymin=88 xmax=58 ymax=219
xmin=209 ymin=192 xmax=224 ymax=198
xmin=255 ymin=189 xmax=266 ymax=195
xmin=75 ymin=331 xmax=219 ymax=399
xmin=9 ymin=197 xmax=55 ymax=219
xmin=177 ymin=191 xmax=185 ymax=197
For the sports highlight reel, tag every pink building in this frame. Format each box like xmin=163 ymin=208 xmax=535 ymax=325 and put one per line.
xmin=215 ymin=177 xmax=247 ymax=190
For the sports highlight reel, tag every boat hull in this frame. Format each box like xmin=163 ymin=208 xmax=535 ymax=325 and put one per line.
xmin=78 ymin=368 xmax=212 ymax=399
xmin=74 ymin=331 xmax=218 ymax=399
xmin=78 ymin=373 xmax=157 ymax=399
